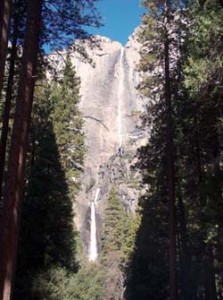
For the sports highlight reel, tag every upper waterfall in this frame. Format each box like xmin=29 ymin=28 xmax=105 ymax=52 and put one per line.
xmin=117 ymin=47 xmax=125 ymax=148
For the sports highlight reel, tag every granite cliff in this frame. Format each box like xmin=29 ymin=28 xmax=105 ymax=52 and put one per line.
xmin=47 ymin=31 xmax=147 ymax=258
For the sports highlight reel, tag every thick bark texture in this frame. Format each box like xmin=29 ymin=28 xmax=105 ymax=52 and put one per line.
xmin=164 ymin=1 xmax=177 ymax=299
xmin=0 ymin=1 xmax=42 ymax=299
xmin=0 ymin=33 xmax=17 ymax=200
xmin=0 ymin=0 xmax=11 ymax=96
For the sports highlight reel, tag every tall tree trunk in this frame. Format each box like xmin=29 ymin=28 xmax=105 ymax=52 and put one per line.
xmin=0 ymin=33 xmax=17 ymax=200
xmin=0 ymin=0 xmax=11 ymax=97
xmin=0 ymin=1 xmax=42 ymax=299
xmin=164 ymin=1 xmax=177 ymax=299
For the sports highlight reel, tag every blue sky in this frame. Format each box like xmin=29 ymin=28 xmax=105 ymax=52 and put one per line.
xmin=90 ymin=0 xmax=145 ymax=45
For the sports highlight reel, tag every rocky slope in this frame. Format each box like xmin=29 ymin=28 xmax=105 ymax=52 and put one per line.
xmin=47 ymin=31 xmax=147 ymax=257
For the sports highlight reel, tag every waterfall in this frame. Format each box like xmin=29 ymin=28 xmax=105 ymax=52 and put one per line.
xmin=89 ymin=202 xmax=97 ymax=261
xmin=89 ymin=188 xmax=100 ymax=261
xmin=117 ymin=47 xmax=125 ymax=148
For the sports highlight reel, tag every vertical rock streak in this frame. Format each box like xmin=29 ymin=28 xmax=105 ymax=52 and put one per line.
xmin=117 ymin=47 xmax=125 ymax=148
xmin=89 ymin=188 xmax=100 ymax=261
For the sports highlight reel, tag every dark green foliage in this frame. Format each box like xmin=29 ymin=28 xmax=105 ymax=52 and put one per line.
xmin=101 ymin=187 xmax=140 ymax=300
xmin=0 ymin=0 xmax=102 ymax=298
xmin=13 ymin=83 xmax=78 ymax=299
xmin=14 ymin=58 xmax=85 ymax=299
xmin=125 ymin=196 xmax=169 ymax=300
xmin=27 ymin=264 xmax=104 ymax=300
xmin=101 ymin=188 xmax=127 ymax=255
xmin=179 ymin=4 xmax=223 ymax=298
xmin=125 ymin=115 xmax=170 ymax=299
xmin=21 ymin=125 xmax=77 ymax=270
xmin=19 ymin=267 xmax=72 ymax=300
xmin=21 ymin=263 xmax=104 ymax=300
xmin=126 ymin=1 xmax=223 ymax=299
xmin=50 ymin=56 xmax=85 ymax=196
xmin=100 ymin=188 xmax=128 ymax=300
xmin=69 ymin=264 xmax=104 ymax=300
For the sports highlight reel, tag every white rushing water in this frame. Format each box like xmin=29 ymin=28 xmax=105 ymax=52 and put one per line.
xmin=89 ymin=188 xmax=100 ymax=261
xmin=117 ymin=47 xmax=125 ymax=148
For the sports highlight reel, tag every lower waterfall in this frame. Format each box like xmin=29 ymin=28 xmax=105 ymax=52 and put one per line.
xmin=89 ymin=188 xmax=100 ymax=261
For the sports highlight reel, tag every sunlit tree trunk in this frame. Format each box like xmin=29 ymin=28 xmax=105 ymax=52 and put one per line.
xmin=0 ymin=0 xmax=11 ymax=97
xmin=0 ymin=1 xmax=42 ymax=299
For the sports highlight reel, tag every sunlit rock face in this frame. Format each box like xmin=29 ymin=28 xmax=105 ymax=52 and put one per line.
xmin=47 ymin=31 xmax=147 ymax=256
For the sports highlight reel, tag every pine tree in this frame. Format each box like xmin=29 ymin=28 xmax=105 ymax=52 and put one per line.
xmin=0 ymin=1 xmax=101 ymax=298
xmin=101 ymin=187 xmax=140 ymax=300
xmin=127 ymin=1 xmax=223 ymax=298
xmin=69 ymin=264 xmax=104 ymax=300
xmin=133 ymin=1 xmax=189 ymax=298
xmin=180 ymin=3 xmax=223 ymax=297
xmin=0 ymin=2 xmax=42 ymax=299
xmin=50 ymin=55 xmax=85 ymax=196
xmin=14 ymin=55 xmax=85 ymax=298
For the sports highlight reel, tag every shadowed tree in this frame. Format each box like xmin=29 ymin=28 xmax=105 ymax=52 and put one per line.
xmin=0 ymin=1 xmax=42 ymax=300
xmin=0 ymin=0 xmax=101 ymax=298
xmin=0 ymin=0 xmax=11 ymax=97
xmin=163 ymin=2 xmax=177 ymax=298
xmin=13 ymin=85 xmax=79 ymax=298
xmin=0 ymin=0 xmax=28 ymax=200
